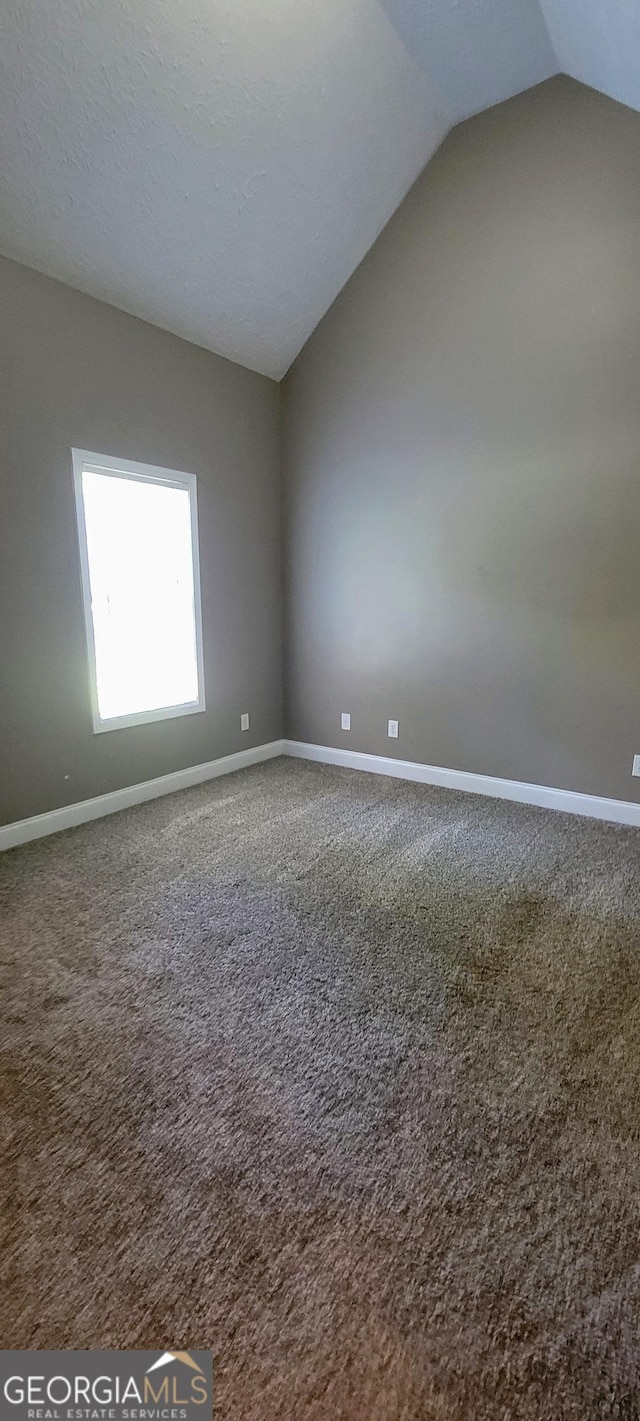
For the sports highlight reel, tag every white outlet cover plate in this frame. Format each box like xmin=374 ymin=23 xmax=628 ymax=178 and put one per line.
xmin=241 ymin=713 xmax=250 ymax=732
xmin=633 ymin=754 xmax=640 ymax=777
xmin=341 ymin=713 xmax=351 ymax=730
xmin=388 ymin=720 xmax=399 ymax=738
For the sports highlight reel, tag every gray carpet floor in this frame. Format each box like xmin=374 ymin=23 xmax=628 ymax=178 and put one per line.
xmin=2 ymin=757 xmax=640 ymax=1419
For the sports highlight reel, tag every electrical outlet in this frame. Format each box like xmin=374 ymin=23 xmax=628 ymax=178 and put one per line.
xmin=241 ymin=712 xmax=250 ymax=732
xmin=341 ymin=712 xmax=351 ymax=731
xmin=633 ymin=754 xmax=640 ymax=777
xmin=388 ymin=719 xmax=399 ymax=739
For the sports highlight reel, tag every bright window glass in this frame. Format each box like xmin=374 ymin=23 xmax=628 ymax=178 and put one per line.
xmin=73 ymin=452 xmax=205 ymax=732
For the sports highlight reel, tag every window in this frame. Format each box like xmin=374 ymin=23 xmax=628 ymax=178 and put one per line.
xmin=72 ymin=450 xmax=205 ymax=733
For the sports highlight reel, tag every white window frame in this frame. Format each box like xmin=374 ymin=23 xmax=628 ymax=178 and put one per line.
xmin=72 ymin=448 xmax=206 ymax=734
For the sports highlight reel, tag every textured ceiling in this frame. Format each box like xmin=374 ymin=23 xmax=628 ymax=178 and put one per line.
xmin=0 ymin=0 xmax=633 ymax=378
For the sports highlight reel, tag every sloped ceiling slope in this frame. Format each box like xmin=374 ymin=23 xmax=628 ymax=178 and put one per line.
xmin=0 ymin=1 xmax=632 ymax=378
xmin=539 ymin=0 xmax=640 ymax=114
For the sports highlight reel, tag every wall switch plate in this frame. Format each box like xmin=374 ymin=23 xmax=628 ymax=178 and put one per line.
xmin=341 ymin=712 xmax=351 ymax=730
xmin=241 ymin=712 xmax=250 ymax=732
xmin=388 ymin=719 xmax=399 ymax=739
xmin=633 ymin=754 xmax=640 ymax=777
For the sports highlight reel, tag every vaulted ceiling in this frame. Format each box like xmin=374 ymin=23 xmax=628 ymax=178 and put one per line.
xmin=0 ymin=0 xmax=636 ymax=378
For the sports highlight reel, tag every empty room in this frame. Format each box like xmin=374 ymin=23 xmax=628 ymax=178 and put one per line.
xmin=1 ymin=0 xmax=640 ymax=1416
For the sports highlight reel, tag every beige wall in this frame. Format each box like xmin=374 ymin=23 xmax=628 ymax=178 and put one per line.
xmin=0 ymin=257 xmax=282 ymax=824
xmin=282 ymin=76 xmax=640 ymax=803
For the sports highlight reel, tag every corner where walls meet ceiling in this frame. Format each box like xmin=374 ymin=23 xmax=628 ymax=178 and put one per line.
xmin=0 ymin=0 xmax=637 ymax=379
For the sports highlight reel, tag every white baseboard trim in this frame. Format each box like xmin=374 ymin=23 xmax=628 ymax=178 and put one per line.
xmin=5 ymin=736 xmax=639 ymax=850
xmin=283 ymin=740 xmax=640 ymax=829
xmin=0 ymin=739 xmax=286 ymax=852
